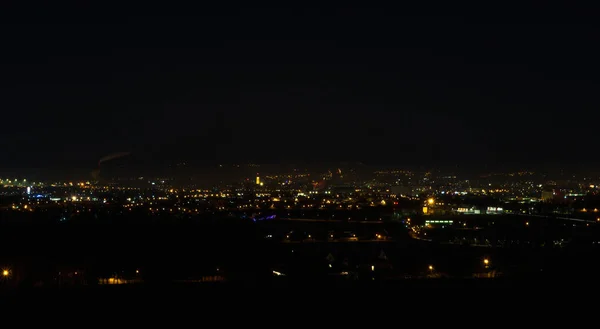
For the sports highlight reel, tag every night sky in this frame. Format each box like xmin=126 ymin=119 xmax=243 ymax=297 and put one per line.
xmin=1 ymin=3 xmax=599 ymax=176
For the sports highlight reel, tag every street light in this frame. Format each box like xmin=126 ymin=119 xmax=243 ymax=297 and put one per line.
xmin=483 ymin=258 xmax=489 ymax=266
xmin=2 ymin=269 xmax=8 ymax=277
xmin=427 ymin=198 xmax=434 ymax=205
xmin=428 ymin=265 xmax=433 ymax=271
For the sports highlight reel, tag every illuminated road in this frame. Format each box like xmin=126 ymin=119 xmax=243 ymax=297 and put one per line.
xmin=281 ymin=239 xmax=395 ymax=243
xmin=409 ymin=234 xmax=431 ymax=242
xmin=517 ymin=213 xmax=595 ymax=223
xmin=277 ymin=218 xmax=384 ymax=224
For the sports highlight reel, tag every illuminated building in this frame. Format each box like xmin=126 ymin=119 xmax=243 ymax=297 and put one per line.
xmin=541 ymin=190 xmax=554 ymax=201
xmin=424 ymin=219 xmax=453 ymax=226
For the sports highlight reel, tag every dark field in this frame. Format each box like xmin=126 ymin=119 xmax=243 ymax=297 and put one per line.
xmin=4 ymin=278 xmax=595 ymax=319
xmin=1 ymin=215 xmax=600 ymax=291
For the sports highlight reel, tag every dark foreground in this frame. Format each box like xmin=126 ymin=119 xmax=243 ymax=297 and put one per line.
xmin=3 ymin=277 xmax=596 ymax=305
xmin=1 ymin=279 xmax=595 ymax=324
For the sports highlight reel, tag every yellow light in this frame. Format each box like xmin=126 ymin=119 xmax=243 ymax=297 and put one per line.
xmin=427 ymin=198 xmax=434 ymax=205
xmin=2 ymin=270 xmax=8 ymax=276
xmin=428 ymin=265 xmax=433 ymax=270
xmin=483 ymin=259 xmax=489 ymax=265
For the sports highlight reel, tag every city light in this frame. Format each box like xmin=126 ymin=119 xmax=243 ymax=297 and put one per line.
xmin=2 ymin=165 xmax=599 ymax=282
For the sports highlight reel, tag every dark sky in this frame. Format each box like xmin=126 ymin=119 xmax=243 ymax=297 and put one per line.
xmin=1 ymin=3 xmax=599 ymax=175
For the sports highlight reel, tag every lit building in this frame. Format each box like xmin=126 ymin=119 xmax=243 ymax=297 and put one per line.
xmin=425 ymin=219 xmax=453 ymax=226
xmin=541 ymin=190 xmax=554 ymax=201
xmin=486 ymin=207 xmax=504 ymax=214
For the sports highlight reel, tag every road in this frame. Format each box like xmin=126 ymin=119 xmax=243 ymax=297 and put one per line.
xmin=281 ymin=239 xmax=395 ymax=243
xmin=517 ymin=213 xmax=595 ymax=223
xmin=277 ymin=218 xmax=384 ymax=224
